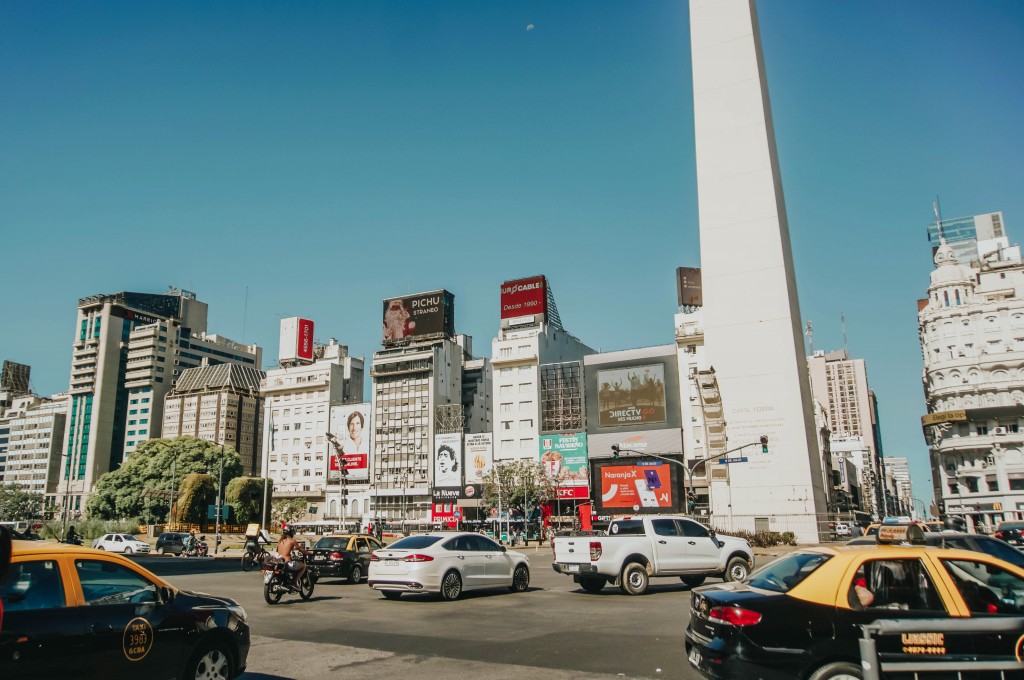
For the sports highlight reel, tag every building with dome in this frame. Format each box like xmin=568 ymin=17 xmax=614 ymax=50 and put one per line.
xmin=919 ymin=232 xmax=1024 ymax=531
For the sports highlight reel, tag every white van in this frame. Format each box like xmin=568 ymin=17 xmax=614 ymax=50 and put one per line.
xmin=834 ymin=523 xmax=852 ymax=538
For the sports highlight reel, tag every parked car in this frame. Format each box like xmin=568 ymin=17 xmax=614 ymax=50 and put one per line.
xmin=308 ymin=534 xmax=385 ymax=583
xmin=847 ymin=531 xmax=1024 ymax=568
xmin=368 ymin=532 xmax=530 ymax=601
xmin=1 ymin=539 xmax=250 ymax=679
xmin=686 ymin=524 xmax=1024 ymax=679
xmin=552 ymin=516 xmax=754 ymax=595
xmin=155 ymin=531 xmax=190 ymax=556
xmin=994 ymin=520 xmax=1024 ymax=548
xmin=93 ymin=533 xmax=151 ymax=555
xmin=834 ymin=522 xmax=852 ymax=538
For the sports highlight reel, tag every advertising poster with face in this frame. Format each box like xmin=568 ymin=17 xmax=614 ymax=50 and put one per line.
xmin=596 ymin=364 xmax=667 ymax=427
xmin=539 ymin=432 xmax=590 ymax=499
xmin=463 ymin=433 xmax=492 ymax=500
xmin=327 ymin=404 xmax=370 ymax=482
xmin=598 ymin=463 xmax=673 ymax=510
xmin=381 ymin=290 xmax=454 ymax=345
xmin=432 ymin=432 xmax=463 ymax=502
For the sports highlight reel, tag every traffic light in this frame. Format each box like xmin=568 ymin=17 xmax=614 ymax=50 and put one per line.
xmin=611 ymin=445 xmax=620 ymax=459
xmin=687 ymin=492 xmax=696 ymax=511
xmin=760 ymin=435 xmax=769 ymax=453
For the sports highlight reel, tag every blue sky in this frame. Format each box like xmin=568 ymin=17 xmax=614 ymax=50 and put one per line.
xmin=2 ymin=1 xmax=1023 ymax=507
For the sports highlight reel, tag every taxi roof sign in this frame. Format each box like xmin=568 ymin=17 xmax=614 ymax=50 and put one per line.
xmin=876 ymin=523 xmax=926 ymax=546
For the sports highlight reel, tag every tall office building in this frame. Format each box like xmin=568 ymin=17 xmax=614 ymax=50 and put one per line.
xmin=0 ymin=392 xmax=67 ymax=501
xmin=927 ymin=212 xmax=1007 ymax=267
xmin=920 ymin=234 xmax=1024 ymax=531
xmin=162 ymin=363 xmax=266 ymax=475
xmin=59 ymin=288 xmax=259 ymax=513
xmin=807 ymin=349 xmax=885 ymax=518
xmin=690 ymin=0 xmax=829 ymax=541
xmin=884 ymin=456 xmax=913 ymax=516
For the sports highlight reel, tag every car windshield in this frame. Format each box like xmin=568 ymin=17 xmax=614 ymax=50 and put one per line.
xmin=119 ymin=535 xmax=137 ymax=541
xmin=386 ymin=536 xmax=443 ymax=550
xmin=747 ymin=552 xmax=832 ymax=593
xmin=973 ymin=537 xmax=1024 ymax=568
xmin=314 ymin=538 xmax=349 ymax=550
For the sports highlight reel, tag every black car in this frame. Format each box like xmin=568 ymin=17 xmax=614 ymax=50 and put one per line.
xmin=995 ymin=520 xmax=1024 ymax=548
xmin=155 ymin=532 xmax=190 ymax=556
xmin=848 ymin=531 xmax=1024 ymax=567
xmin=308 ymin=534 xmax=384 ymax=583
xmin=2 ymin=540 xmax=250 ymax=679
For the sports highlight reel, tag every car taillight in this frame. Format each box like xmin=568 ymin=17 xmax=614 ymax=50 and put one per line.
xmin=404 ymin=554 xmax=434 ymax=562
xmin=995 ymin=532 xmax=1004 ymax=539
xmin=330 ymin=552 xmax=343 ymax=560
xmin=708 ymin=606 xmax=762 ymax=627
xmin=589 ymin=541 xmax=602 ymax=561
xmin=369 ymin=553 xmax=380 ymax=561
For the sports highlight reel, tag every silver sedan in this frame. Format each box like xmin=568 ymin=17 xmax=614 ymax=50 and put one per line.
xmin=368 ymin=532 xmax=530 ymax=601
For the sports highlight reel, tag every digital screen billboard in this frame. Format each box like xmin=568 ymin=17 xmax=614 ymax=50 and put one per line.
xmin=500 ymin=275 xmax=547 ymax=321
xmin=589 ymin=456 xmax=683 ymax=515
xmin=432 ymin=432 xmax=463 ymax=502
xmin=327 ymin=404 xmax=370 ymax=481
xmin=539 ymin=432 xmax=589 ymax=500
xmin=382 ymin=290 xmax=455 ymax=345
xmin=596 ymin=364 xmax=667 ymax=427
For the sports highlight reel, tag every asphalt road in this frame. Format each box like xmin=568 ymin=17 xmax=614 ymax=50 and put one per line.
xmin=148 ymin=548 xmax=707 ymax=680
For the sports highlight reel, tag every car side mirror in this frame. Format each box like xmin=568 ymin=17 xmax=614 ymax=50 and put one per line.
xmin=159 ymin=586 xmax=175 ymax=605
xmin=708 ymin=529 xmax=717 ymax=540
xmin=501 ymin=546 xmax=507 ymax=553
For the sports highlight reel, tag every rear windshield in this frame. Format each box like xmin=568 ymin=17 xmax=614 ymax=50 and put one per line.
xmin=747 ymin=552 xmax=832 ymax=593
xmin=609 ymin=520 xmax=646 ymax=536
xmin=386 ymin=536 xmax=443 ymax=550
xmin=314 ymin=538 xmax=349 ymax=550
xmin=999 ymin=522 xmax=1024 ymax=531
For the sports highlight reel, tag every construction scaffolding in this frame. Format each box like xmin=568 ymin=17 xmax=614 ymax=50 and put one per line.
xmin=540 ymin=361 xmax=583 ymax=432
xmin=434 ymin=403 xmax=465 ymax=434
xmin=693 ymin=368 xmax=727 ymax=480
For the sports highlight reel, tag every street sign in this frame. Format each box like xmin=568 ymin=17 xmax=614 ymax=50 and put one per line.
xmin=715 ymin=457 xmax=749 ymax=464
xmin=454 ymin=510 xmax=462 ymax=519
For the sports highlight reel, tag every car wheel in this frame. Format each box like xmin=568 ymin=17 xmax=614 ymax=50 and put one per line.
xmin=124 ymin=547 xmax=133 ymax=555
xmin=157 ymin=547 xmax=165 ymax=555
xmin=621 ymin=562 xmax=649 ymax=596
xmin=183 ymin=638 xmax=236 ymax=680
xmin=381 ymin=590 xmax=402 ymax=600
xmin=299 ymin=573 xmax=315 ymax=600
xmin=579 ymin=576 xmax=606 ymax=593
xmin=440 ymin=570 xmax=463 ymax=601
xmin=348 ymin=565 xmax=363 ymax=584
xmin=807 ymin=661 xmax=862 ymax=680
xmin=241 ymin=555 xmax=254 ymax=572
xmin=724 ymin=556 xmax=750 ymax=582
xmin=681 ymin=575 xmax=706 ymax=588
xmin=509 ymin=564 xmax=530 ymax=592
xmin=97 ymin=546 xmax=104 ymax=551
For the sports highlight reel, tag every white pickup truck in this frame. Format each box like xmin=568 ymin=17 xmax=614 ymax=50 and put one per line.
xmin=551 ymin=516 xmax=754 ymax=595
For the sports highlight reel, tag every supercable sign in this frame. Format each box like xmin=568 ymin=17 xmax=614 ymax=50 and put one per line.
xmin=500 ymin=276 xmax=547 ymax=322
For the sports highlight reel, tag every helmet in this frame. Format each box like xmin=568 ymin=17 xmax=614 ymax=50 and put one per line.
xmin=282 ymin=527 xmax=295 ymax=537
xmin=190 ymin=531 xmax=196 ymax=536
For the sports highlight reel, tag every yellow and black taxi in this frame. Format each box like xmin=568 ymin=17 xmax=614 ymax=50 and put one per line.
xmin=1 ymin=540 xmax=250 ymax=680
xmin=685 ymin=524 xmax=1024 ymax=679
xmin=308 ymin=533 xmax=384 ymax=583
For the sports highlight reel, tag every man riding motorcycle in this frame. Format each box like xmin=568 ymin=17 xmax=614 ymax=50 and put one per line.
xmin=275 ymin=527 xmax=309 ymax=582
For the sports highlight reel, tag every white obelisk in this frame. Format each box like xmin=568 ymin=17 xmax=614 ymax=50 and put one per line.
xmin=690 ymin=0 xmax=828 ymax=542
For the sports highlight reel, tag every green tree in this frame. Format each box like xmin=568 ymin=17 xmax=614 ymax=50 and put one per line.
xmin=226 ymin=477 xmax=273 ymax=525
xmin=481 ymin=459 xmax=557 ymax=525
xmin=175 ymin=473 xmax=216 ymax=523
xmin=272 ymin=498 xmax=307 ymax=526
xmin=86 ymin=437 xmax=243 ymax=523
xmin=0 ymin=483 xmax=44 ymax=521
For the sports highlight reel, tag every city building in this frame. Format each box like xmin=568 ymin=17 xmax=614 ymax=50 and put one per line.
xmin=58 ymin=288 xmax=259 ymax=513
xmin=0 ymin=360 xmax=33 ymax=478
xmin=830 ymin=435 xmax=871 ymax=518
xmin=927 ymin=211 xmax=1007 ymax=268
xmin=161 ymin=363 xmax=266 ymax=475
xmin=884 ymin=456 xmax=913 ymax=516
xmin=807 ymin=349 xmax=886 ymax=518
xmin=261 ymin=331 xmax=365 ymax=526
xmin=690 ymin=0 xmax=828 ymax=542
xmin=0 ymin=392 xmax=67 ymax=506
xmin=920 ymin=234 xmax=1024 ymax=531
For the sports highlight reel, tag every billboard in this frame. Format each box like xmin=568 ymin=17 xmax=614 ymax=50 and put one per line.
xmin=464 ymin=433 xmax=492 ymax=499
xmin=539 ymin=432 xmax=589 ymax=500
xmin=500 ymin=275 xmax=548 ymax=321
xmin=279 ymin=317 xmax=315 ymax=363
xmin=432 ymin=432 xmax=463 ymax=502
xmin=382 ymin=290 xmax=455 ymax=345
xmin=588 ymin=429 xmax=684 ymax=460
xmin=589 ymin=456 xmax=683 ymax=515
xmin=595 ymin=364 xmax=667 ymax=427
xmin=327 ymin=404 xmax=370 ymax=482
xmin=676 ymin=267 xmax=703 ymax=307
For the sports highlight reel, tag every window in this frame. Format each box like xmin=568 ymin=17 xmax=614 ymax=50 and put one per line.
xmin=679 ymin=520 xmax=710 ymax=538
xmin=847 ymin=559 xmax=945 ymax=612
xmin=940 ymin=559 xmax=1024 ymax=615
xmin=652 ymin=519 xmax=678 ymax=536
xmin=520 ymin=419 xmax=533 ymax=429
xmin=748 ymin=552 xmax=831 ymax=593
xmin=0 ymin=560 xmax=66 ymax=611
xmin=501 ymin=421 xmax=513 ymax=430
xmin=500 ymin=385 xmax=512 ymax=395
xmin=519 ymin=383 xmax=531 ymax=393
xmin=75 ymin=560 xmax=157 ymax=606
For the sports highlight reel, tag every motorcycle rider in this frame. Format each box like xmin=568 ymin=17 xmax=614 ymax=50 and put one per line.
xmin=275 ymin=527 xmax=309 ymax=584
xmin=184 ymin=530 xmax=197 ymax=555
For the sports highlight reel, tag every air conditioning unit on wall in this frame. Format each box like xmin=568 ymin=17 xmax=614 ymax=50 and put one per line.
xmin=993 ymin=427 xmax=1008 ymax=435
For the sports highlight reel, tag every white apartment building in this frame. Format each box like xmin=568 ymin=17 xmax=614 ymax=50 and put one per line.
xmin=884 ymin=456 xmax=913 ymax=516
xmin=920 ymin=236 xmax=1024 ymax=530
xmin=261 ymin=339 xmax=364 ymax=523
xmin=0 ymin=393 xmax=67 ymax=503
xmin=675 ymin=305 xmax=715 ymax=504
xmin=162 ymin=363 xmax=265 ymax=475
xmin=831 ymin=435 xmax=872 ymax=518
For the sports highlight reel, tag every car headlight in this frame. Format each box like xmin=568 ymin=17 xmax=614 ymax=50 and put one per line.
xmin=226 ymin=605 xmax=248 ymax=625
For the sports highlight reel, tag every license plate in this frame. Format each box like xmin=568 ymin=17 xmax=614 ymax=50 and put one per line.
xmin=263 ymin=571 xmax=273 ymax=584
xmin=313 ymin=555 xmax=325 ymax=560
xmin=688 ymin=648 xmax=702 ymax=667
xmin=385 ymin=560 xmax=399 ymax=567
xmin=565 ymin=564 xmax=580 ymax=573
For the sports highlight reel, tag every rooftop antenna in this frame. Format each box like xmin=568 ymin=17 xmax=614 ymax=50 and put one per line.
xmin=804 ymin=320 xmax=814 ymax=354
xmin=934 ymin=197 xmax=945 ymax=243
xmin=841 ymin=312 xmax=848 ymax=354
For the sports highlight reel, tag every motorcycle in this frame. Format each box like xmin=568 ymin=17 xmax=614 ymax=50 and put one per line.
xmin=182 ymin=536 xmax=209 ymax=558
xmin=263 ymin=553 xmax=314 ymax=604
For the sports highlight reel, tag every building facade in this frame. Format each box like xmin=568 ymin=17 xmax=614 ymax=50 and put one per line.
xmin=920 ymin=237 xmax=1024 ymax=530
xmin=927 ymin=211 xmax=1006 ymax=267
xmin=162 ymin=363 xmax=266 ymax=475
xmin=0 ymin=393 xmax=67 ymax=505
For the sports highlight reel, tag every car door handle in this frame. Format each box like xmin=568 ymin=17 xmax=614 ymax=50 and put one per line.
xmin=457 ymin=556 xmax=465 ymax=560
xmin=91 ymin=623 xmax=116 ymax=634
xmin=658 ymin=540 xmax=667 ymax=544
xmin=688 ymin=541 xmax=696 ymax=545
